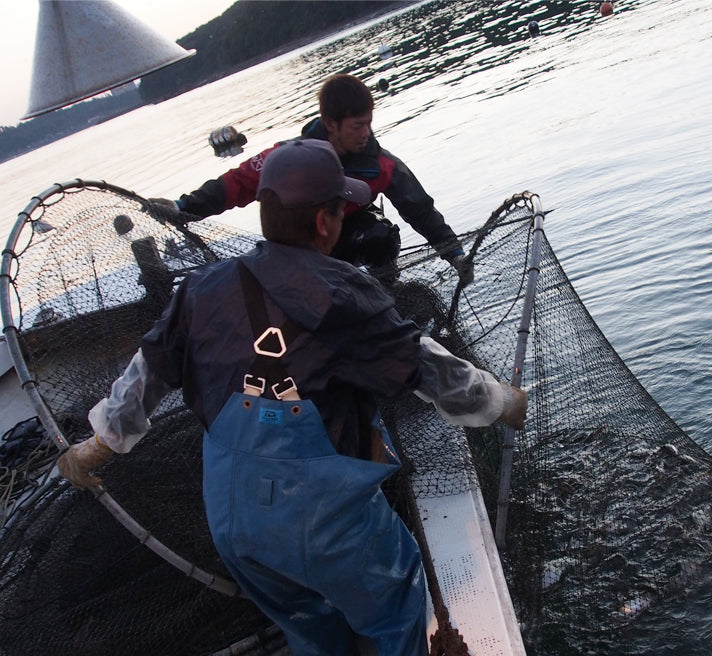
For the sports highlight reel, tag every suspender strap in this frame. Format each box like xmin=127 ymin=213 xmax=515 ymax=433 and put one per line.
xmin=238 ymin=260 xmax=302 ymax=399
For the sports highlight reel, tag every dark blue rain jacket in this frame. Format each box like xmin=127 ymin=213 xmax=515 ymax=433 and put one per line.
xmin=140 ymin=240 xmax=422 ymax=459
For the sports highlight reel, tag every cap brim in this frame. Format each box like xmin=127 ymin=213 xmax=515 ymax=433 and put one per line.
xmin=341 ymin=176 xmax=372 ymax=206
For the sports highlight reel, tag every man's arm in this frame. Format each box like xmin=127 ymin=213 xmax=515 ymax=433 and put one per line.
xmin=175 ymin=177 xmax=229 ymax=218
xmin=57 ymin=349 xmax=173 ymax=489
xmin=381 ymin=149 xmax=456 ymax=249
xmin=380 ymin=149 xmax=474 ymax=284
xmin=339 ymin=302 xmax=523 ymax=428
xmin=87 ymin=348 xmax=174 ymax=453
xmin=154 ymin=145 xmax=280 ymax=220
xmin=415 ymin=336 xmax=527 ymax=430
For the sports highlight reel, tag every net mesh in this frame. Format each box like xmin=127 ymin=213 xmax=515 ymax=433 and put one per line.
xmin=1 ymin=181 xmax=711 ymax=655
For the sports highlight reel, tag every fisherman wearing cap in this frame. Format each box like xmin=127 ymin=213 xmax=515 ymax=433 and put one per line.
xmin=152 ymin=74 xmax=473 ymax=284
xmin=60 ymin=140 xmax=525 ymax=656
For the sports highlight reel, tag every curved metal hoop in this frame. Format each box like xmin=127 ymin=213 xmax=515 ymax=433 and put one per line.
xmin=0 ymin=178 xmax=238 ymax=597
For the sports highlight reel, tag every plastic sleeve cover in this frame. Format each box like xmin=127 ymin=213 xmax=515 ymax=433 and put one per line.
xmin=88 ymin=349 xmax=173 ymax=453
xmin=414 ymin=336 xmax=504 ymax=427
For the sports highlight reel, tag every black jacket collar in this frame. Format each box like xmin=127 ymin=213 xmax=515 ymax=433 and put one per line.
xmin=301 ymin=118 xmax=381 ymax=179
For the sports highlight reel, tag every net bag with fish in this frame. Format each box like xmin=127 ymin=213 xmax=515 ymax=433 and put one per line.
xmin=0 ymin=180 xmax=710 ymax=655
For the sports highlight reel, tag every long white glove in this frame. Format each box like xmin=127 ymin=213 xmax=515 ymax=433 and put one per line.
xmin=88 ymin=348 xmax=172 ymax=453
xmin=57 ymin=435 xmax=113 ymax=490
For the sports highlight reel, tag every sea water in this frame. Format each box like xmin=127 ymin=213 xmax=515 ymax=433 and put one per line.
xmin=4 ymin=0 xmax=708 ymax=447
xmin=0 ymin=0 xmax=710 ymax=651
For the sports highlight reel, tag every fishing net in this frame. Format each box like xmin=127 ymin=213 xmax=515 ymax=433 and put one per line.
xmin=1 ymin=180 xmax=711 ymax=656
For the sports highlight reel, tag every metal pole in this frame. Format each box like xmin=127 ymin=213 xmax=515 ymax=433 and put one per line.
xmin=495 ymin=193 xmax=545 ymax=548
xmin=1 ymin=182 xmax=72 ymax=451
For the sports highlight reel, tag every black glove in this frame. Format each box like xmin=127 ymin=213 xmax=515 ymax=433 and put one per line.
xmin=444 ymin=251 xmax=474 ymax=286
xmin=144 ymin=198 xmax=186 ymax=226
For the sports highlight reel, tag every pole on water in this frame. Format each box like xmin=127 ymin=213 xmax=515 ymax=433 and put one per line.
xmin=495 ymin=193 xmax=545 ymax=548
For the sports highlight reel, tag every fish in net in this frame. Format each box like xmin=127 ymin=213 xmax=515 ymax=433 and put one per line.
xmin=0 ymin=180 xmax=710 ymax=655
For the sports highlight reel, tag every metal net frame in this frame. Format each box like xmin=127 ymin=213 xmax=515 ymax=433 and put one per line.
xmin=1 ymin=180 xmax=711 ymax=655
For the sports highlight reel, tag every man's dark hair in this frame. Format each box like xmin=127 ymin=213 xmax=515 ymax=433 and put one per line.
xmin=318 ymin=74 xmax=374 ymax=123
xmin=259 ymin=189 xmax=342 ymax=247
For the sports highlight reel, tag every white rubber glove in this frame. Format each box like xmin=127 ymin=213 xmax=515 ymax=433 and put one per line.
xmin=57 ymin=435 xmax=114 ymax=490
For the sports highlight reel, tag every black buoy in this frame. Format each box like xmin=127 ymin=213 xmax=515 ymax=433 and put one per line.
xmin=528 ymin=20 xmax=540 ymax=38
xmin=113 ymin=214 xmax=134 ymax=235
xmin=209 ymin=126 xmax=247 ymax=158
xmin=377 ymin=78 xmax=390 ymax=92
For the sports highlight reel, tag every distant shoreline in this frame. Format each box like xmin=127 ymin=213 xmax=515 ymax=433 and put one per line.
xmin=0 ymin=1 xmax=416 ymax=164
xmin=180 ymin=2 xmax=418 ymax=95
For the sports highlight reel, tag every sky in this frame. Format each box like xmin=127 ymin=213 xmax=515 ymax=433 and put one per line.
xmin=0 ymin=0 xmax=238 ymax=126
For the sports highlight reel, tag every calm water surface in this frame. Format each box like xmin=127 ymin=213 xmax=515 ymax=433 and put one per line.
xmin=1 ymin=3 xmax=709 ymax=449
xmin=1 ymin=0 xmax=710 ymax=651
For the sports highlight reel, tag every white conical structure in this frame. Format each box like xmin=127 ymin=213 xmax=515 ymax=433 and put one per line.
xmin=24 ymin=0 xmax=195 ymax=119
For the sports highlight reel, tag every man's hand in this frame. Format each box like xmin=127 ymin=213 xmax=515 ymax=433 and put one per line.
xmin=450 ymin=253 xmax=474 ymax=286
xmin=498 ymin=384 xmax=528 ymax=431
xmin=57 ymin=435 xmax=114 ymax=490
xmin=145 ymin=198 xmax=183 ymax=225
xmin=442 ymin=247 xmax=474 ymax=286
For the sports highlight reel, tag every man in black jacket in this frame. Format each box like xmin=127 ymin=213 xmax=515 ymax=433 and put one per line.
xmin=154 ymin=74 xmax=474 ymax=284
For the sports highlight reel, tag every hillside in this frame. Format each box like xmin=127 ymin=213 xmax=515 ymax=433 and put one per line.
xmin=0 ymin=0 xmax=409 ymax=164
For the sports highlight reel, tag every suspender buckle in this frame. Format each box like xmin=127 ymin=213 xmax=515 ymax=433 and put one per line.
xmin=272 ymin=377 xmax=300 ymax=401
xmin=254 ymin=327 xmax=287 ymax=357
xmin=244 ymin=374 xmax=266 ymax=396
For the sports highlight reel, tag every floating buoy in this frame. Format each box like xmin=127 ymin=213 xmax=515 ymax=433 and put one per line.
xmin=600 ymin=2 xmax=614 ymax=16
xmin=527 ymin=20 xmax=540 ymax=38
xmin=113 ymin=214 xmax=134 ymax=235
xmin=378 ymin=42 xmax=393 ymax=60
xmin=377 ymin=78 xmax=390 ymax=92
xmin=209 ymin=126 xmax=247 ymax=158
xmin=34 ymin=219 xmax=54 ymax=234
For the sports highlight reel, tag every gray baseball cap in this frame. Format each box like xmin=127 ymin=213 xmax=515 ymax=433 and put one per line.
xmin=257 ymin=139 xmax=371 ymax=209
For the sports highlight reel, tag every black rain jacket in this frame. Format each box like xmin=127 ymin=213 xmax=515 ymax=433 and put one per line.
xmin=141 ymin=241 xmax=422 ymax=459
